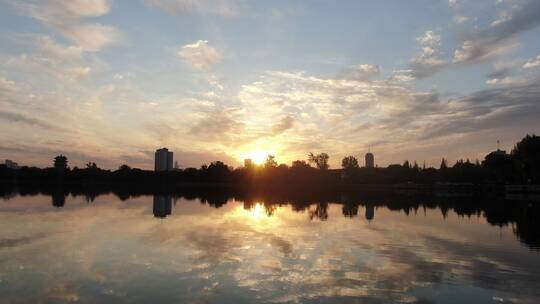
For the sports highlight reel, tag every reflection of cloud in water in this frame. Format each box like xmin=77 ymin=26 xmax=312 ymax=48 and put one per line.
xmin=0 ymin=232 xmax=47 ymax=249
xmin=0 ymin=196 xmax=539 ymax=303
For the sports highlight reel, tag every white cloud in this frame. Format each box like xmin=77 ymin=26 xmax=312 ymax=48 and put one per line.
xmin=58 ymin=24 xmax=124 ymax=52
xmin=448 ymin=0 xmax=458 ymax=8
xmin=491 ymin=10 xmax=512 ymax=27
xmin=14 ymin=0 xmax=111 ymax=21
xmin=523 ymin=54 xmax=540 ymax=69
xmin=11 ymin=0 xmax=123 ymax=52
xmin=408 ymin=31 xmax=448 ymax=79
xmin=0 ymin=76 xmax=17 ymax=92
xmin=345 ymin=64 xmax=380 ymax=80
xmin=145 ymin=0 xmax=240 ymax=16
xmin=390 ymin=70 xmax=415 ymax=83
xmin=452 ymin=0 xmax=540 ymax=64
xmin=177 ymin=40 xmax=222 ymax=70
xmin=453 ymin=15 xmax=469 ymax=24
xmin=3 ymin=34 xmax=95 ymax=81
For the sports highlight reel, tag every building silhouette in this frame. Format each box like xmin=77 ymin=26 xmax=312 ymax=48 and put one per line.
xmin=4 ymin=160 xmax=19 ymax=169
xmin=244 ymin=158 xmax=253 ymax=168
xmin=365 ymin=152 xmax=374 ymax=168
xmin=154 ymin=148 xmax=173 ymax=172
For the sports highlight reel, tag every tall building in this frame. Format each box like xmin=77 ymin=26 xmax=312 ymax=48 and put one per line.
xmin=5 ymin=160 xmax=19 ymax=169
xmin=365 ymin=152 xmax=374 ymax=168
xmin=244 ymin=158 xmax=253 ymax=168
xmin=154 ymin=148 xmax=173 ymax=171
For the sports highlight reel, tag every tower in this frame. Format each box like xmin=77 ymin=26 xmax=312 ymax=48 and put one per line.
xmin=154 ymin=148 xmax=173 ymax=171
xmin=365 ymin=146 xmax=374 ymax=168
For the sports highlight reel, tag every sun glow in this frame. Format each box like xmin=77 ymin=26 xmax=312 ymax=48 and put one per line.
xmin=248 ymin=203 xmax=266 ymax=219
xmin=248 ymin=150 xmax=270 ymax=165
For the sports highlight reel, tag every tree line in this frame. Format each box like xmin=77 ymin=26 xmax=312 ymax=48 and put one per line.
xmin=1 ymin=134 xmax=539 ymax=187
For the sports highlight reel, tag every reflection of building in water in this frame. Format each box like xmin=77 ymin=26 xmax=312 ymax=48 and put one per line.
xmin=153 ymin=195 xmax=172 ymax=218
xmin=365 ymin=205 xmax=374 ymax=221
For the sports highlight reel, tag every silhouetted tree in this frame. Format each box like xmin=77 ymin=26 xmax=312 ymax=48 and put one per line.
xmin=403 ymin=160 xmax=410 ymax=169
xmin=54 ymin=155 xmax=68 ymax=170
xmin=341 ymin=156 xmax=359 ymax=169
xmin=308 ymin=152 xmax=329 ymax=170
xmin=264 ymin=155 xmax=278 ymax=169
xmin=291 ymin=160 xmax=311 ymax=169
xmin=86 ymin=162 xmax=98 ymax=169
xmin=440 ymin=158 xmax=448 ymax=170
xmin=482 ymin=149 xmax=516 ymax=183
xmin=118 ymin=164 xmax=131 ymax=171
xmin=512 ymin=134 xmax=540 ymax=183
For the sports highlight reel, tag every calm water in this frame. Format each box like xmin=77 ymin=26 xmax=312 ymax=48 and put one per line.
xmin=1 ymin=193 xmax=539 ymax=303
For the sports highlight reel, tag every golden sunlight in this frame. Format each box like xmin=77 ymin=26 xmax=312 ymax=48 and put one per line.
xmin=248 ymin=150 xmax=269 ymax=165
xmin=249 ymin=203 xmax=266 ymax=219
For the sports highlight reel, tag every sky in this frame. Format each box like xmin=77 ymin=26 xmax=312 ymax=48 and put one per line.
xmin=0 ymin=0 xmax=539 ymax=170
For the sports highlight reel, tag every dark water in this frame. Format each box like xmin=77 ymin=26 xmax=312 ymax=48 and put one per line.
xmin=1 ymin=193 xmax=539 ymax=303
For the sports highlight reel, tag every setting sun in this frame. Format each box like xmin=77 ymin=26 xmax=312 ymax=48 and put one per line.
xmin=248 ymin=150 xmax=270 ymax=165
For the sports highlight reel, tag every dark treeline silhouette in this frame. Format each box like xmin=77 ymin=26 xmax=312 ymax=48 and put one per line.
xmin=1 ymin=183 xmax=538 ymax=250
xmin=1 ymin=135 xmax=539 ymax=191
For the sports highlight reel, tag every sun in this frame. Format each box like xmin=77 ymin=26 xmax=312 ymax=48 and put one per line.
xmin=248 ymin=150 xmax=269 ymax=165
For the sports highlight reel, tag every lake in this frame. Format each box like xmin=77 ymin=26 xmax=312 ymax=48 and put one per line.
xmin=1 ymin=192 xmax=539 ymax=303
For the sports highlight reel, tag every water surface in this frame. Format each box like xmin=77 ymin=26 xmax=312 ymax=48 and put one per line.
xmin=1 ymin=193 xmax=539 ymax=303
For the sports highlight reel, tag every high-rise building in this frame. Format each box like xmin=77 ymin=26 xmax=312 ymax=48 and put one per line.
xmin=4 ymin=160 xmax=19 ymax=169
xmin=154 ymin=148 xmax=173 ymax=171
xmin=365 ymin=152 xmax=374 ymax=168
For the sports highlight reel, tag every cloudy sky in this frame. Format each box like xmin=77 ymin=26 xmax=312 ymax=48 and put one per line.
xmin=1 ymin=0 xmax=539 ymax=169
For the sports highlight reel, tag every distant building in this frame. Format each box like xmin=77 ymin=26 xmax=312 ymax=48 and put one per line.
xmin=154 ymin=148 xmax=173 ymax=171
xmin=244 ymin=158 xmax=253 ymax=168
xmin=5 ymin=160 xmax=19 ymax=169
xmin=365 ymin=152 xmax=374 ymax=168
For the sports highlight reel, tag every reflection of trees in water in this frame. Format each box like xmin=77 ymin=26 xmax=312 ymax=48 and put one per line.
xmin=4 ymin=183 xmax=540 ymax=250
xmin=51 ymin=192 xmax=65 ymax=207
xmin=309 ymin=203 xmax=329 ymax=221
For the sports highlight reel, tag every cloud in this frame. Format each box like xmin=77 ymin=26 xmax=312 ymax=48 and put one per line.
xmin=145 ymin=0 xmax=241 ymax=16
xmin=271 ymin=115 xmax=295 ymax=134
xmin=177 ymin=40 xmax=222 ymax=70
xmin=0 ymin=76 xmax=17 ymax=93
xmin=189 ymin=107 xmax=244 ymax=140
xmin=389 ymin=70 xmax=415 ymax=83
xmin=448 ymin=0 xmax=458 ymax=8
xmin=238 ymin=69 xmax=540 ymax=166
xmin=57 ymin=24 xmax=124 ymax=52
xmin=2 ymin=34 xmax=94 ymax=81
xmin=0 ymin=111 xmax=66 ymax=132
xmin=11 ymin=0 xmax=123 ymax=51
xmin=523 ymin=54 xmax=540 ymax=69
xmin=345 ymin=64 xmax=381 ymax=80
xmin=453 ymin=0 xmax=540 ymax=63
xmin=453 ymin=15 xmax=469 ymax=24
xmin=408 ymin=31 xmax=448 ymax=79
xmin=13 ymin=0 xmax=111 ymax=21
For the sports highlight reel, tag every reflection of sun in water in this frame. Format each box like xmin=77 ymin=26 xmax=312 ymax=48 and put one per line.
xmin=248 ymin=150 xmax=269 ymax=165
xmin=248 ymin=203 xmax=265 ymax=219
